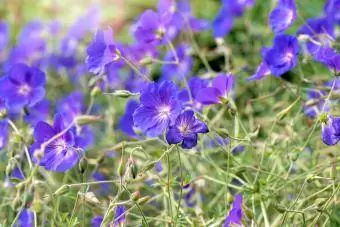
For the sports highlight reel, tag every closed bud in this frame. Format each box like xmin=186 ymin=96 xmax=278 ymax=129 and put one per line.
xmin=130 ymin=159 xmax=138 ymax=179
xmin=54 ymin=185 xmax=70 ymax=197
xmin=139 ymin=56 xmax=153 ymax=66
xmin=109 ymin=90 xmax=139 ymax=98
xmin=138 ymin=196 xmax=151 ymax=205
xmin=90 ymin=86 xmax=101 ymax=98
xmin=117 ymin=160 xmax=125 ymax=177
xmin=141 ymin=161 xmax=156 ymax=173
xmin=76 ymin=115 xmax=101 ymax=126
xmin=130 ymin=191 xmax=140 ymax=201
xmin=79 ymin=157 xmax=88 ymax=174
xmin=276 ymin=96 xmax=301 ymax=121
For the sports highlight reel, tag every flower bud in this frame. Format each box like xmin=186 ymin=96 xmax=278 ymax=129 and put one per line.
xmin=130 ymin=159 xmax=138 ymax=179
xmin=138 ymin=196 xmax=151 ymax=205
xmin=109 ymin=90 xmax=139 ymax=98
xmin=78 ymin=157 xmax=88 ymax=174
xmin=90 ymin=86 xmax=101 ymax=98
xmin=117 ymin=160 xmax=125 ymax=177
xmin=130 ymin=191 xmax=140 ymax=201
xmin=139 ymin=56 xmax=153 ymax=66
xmin=54 ymin=185 xmax=70 ymax=197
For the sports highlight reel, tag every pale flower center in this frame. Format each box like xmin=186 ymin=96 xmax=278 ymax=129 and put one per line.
xmin=18 ymin=84 xmax=31 ymax=95
xmin=158 ymin=105 xmax=171 ymax=119
xmin=178 ymin=123 xmax=190 ymax=135
xmin=283 ymin=51 xmax=294 ymax=63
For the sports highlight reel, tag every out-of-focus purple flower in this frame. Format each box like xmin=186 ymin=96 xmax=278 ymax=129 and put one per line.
xmin=119 ymin=100 xmax=139 ymax=137
xmin=178 ymin=77 xmax=209 ymax=110
xmin=232 ymin=145 xmax=245 ymax=155
xmin=222 ymin=0 xmax=255 ymax=17
xmin=92 ymin=172 xmax=111 ymax=196
xmin=133 ymin=81 xmax=181 ymax=137
xmin=263 ymin=34 xmax=299 ymax=77
xmin=247 ymin=61 xmax=271 ymax=81
xmin=155 ymin=161 xmax=163 ymax=173
xmin=30 ymin=114 xmax=82 ymax=172
xmin=91 ymin=216 xmax=103 ymax=227
xmin=91 ymin=205 xmax=126 ymax=227
xmin=303 ymin=90 xmax=328 ymax=118
xmin=57 ymin=91 xmax=94 ymax=149
xmin=86 ymin=27 xmax=119 ymax=76
xmin=312 ymin=46 xmax=340 ymax=72
xmin=269 ymin=0 xmax=297 ymax=34
xmin=0 ymin=120 xmax=8 ymax=150
xmin=15 ymin=208 xmax=33 ymax=227
xmin=24 ymin=99 xmax=50 ymax=126
xmin=212 ymin=6 xmax=234 ymax=38
xmin=177 ymin=0 xmax=210 ymax=32
xmin=0 ymin=20 xmax=9 ymax=54
xmin=162 ymin=43 xmax=192 ymax=80
xmin=57 ymin=91 xmax=85 ymax=125
xmin=124 ymin=70 xmax=150 ymax=93
xmin=134 ymin=9 xmax=178 ymax=45
xmin=322 ymin=115 xmax=340 ymax=146
xmin=196 ymin=73 xmax=234 ymax=105
xmin=11 ymin=167 xmax=25 ymax=180
xmin=114 ymin=205 xmax=126 ymax=227
xmin=324 ymin=0 xmax=340 ymax=24
xmin=166 ymin=110 xmax=208 ymax=149
xmin=183 ymin=183 xmax=196 ymax=207
xmin=297 ymin=17 xmax=334 ymax=56
xmin=223 ymin=194 xmax=243 ymax=227
xmin=0 ymin=63 xmax=46 ymax=111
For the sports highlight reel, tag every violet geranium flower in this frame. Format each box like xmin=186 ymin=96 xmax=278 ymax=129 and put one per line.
xmin=263 ymin=34 xmax=299 ymax=77
xmin=0 ymin=120 xmax=8 ymax=151
xmin=0 ymin=63 xmax=46 ymax=111
xmin=133 ymin=81 xmax=181 ymax=137
xmin=86 ymin=27 xmax=119 ymax=76
xmin=269 ymin=0 xmax=297 ymax=34
xmin=322 ymin=115 xmax=340 ymax=146
xmin=119 ymin=100 xmax=139 ymax=137
xmin=223 ymin=193 xmax=243 ymax=227
xmin=196 ymin=73 xmax=234 ymax=105
xmin=166 ymin=110 xmax=208 ymax=149
xmin=30 ymin=114 xmax=82 ymax=172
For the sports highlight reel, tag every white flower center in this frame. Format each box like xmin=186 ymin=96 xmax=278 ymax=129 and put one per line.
xmin=283 ymin=51 xmax=294 ymax=63
xmin=158 ymin=105 xmax=171 ymax=119
xmin=18 ymin=84 xmax=31 ymax=95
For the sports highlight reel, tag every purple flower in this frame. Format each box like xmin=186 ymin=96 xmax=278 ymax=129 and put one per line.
xmin=247 ymin=61 xmax=271 ymax=81
xmin=324 ymin=0 xmax=340 ymax=24
xmin=177 ymin=0 xmax=210 ymax=32
xmin=166 ymin=110 xmax=208 ymax=149
xmin=312 ymin=46 xmax=340 ymax=72
xmin=0 ymin=120 xmax=8 ymax=150
xmin=222 ymin=0 xmax=255 ymax=17
xmin=196 ymin=73 xmax=234 ymax=105
xmin=92 ymin=172 xmax=111 ymax=196
xmin=30 ymin=114 xmax=82 ymax=172
xmin=0 ymin=20 xmax=9 ymax=53
xmin=57 ymin=91 xmax=94 ymax=149
xmin=0 ymin=63 xmax=46 ymax=111
xmin=212 ymin=6 xmax=234 ymax=38
xmin=162 ymin=43 xmax=192 ymax=80
xmin=119 ymin=100 xmax=139 ymax=137
xmin=303 ymin=89 xmax=329 ymax=118
xmin=183 ymin=183 xmax=196 ymax=207
xmin=133 ymin=9 xmax=175 ymax=45
xmin=57 ymin=91 xmax=85 ymax=125
xmin=15 ymin=208 xmax=33 ymax=227
xmin=86 ymin=27 xmax=119 ymax=76
xmin=178 ymin=77 xmax=208 ymax=109
xmin=91 ymin=205 xmax=126 ymax=227
xmin=263 ymin=34 xmax=299 ymax=77
xmin=133 ymin=81 xmax=181 ymax=137
xmin=223 ymin=194 xmax=243 ymax=227
xmin=269 ymin=0 xmax=297 ymax=34
xmin=24 ymin=99 xmax=50 ymax=126
xmin=91 ymin=216 xmax=103 ymax=227
xmin=114 ymin=205 xmax=126 ymax=227
xmin=322 ymin=116 xmax=340 ymax=146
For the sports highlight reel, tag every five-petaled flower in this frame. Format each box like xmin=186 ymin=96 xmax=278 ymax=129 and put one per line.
xmin=133 ymin=81 xmax=181 ymax=137
xmin=166 ymin=110 xmax=208 ymax=149
xmin=30 ymin=114 xmax=82 ymax=172
xmin=269 ymin=0 xmax=297 ymax=34
xmin=0 ymin=63 xmax=46 ymax=111
xmin=322 ymin=115 xmax=340 ymax=146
